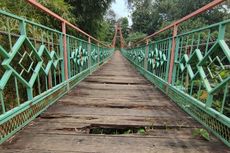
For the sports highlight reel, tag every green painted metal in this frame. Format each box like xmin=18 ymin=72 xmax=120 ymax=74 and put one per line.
xmin=0 ymin=10 xmax=114 ymax=144
xmin=121 ymin=19 xmax=230 ymax=147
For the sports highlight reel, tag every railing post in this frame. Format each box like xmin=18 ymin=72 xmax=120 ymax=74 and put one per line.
xmin=67 ymin=36 xmax=71 ymax=78
xmin=168 ymin=24 xmax=178 ymax=84
xmin=144 ymin=39 xmax=149 ymax=70
xmin=62 ymin=21 xmax=69 ymax=91
xmin=88 ymin=37 xmax=91 ymax=73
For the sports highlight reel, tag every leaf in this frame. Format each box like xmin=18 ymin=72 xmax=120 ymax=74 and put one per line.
xmin=200 ymin=129 xmax=210 ymax=141
xmin=220 ymin=70 xmax=230 ymax=79
xmin=138 ymin=128 xmax=145 ymax=134
xmin=199 ymin=90 xmax=208 ymax=100
xmin=192 ymin=128 xmax=210 ymax=141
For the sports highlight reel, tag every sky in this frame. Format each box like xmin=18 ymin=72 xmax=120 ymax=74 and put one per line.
xmin=111 ymin=0 xmax=132 ymax=26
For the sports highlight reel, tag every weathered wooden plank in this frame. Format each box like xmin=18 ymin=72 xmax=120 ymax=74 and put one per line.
xmin=1 ymin=134 xmax=228 ymax=153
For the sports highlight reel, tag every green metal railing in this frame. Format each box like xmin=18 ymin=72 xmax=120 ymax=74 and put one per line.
xmin=122 ymin=19 xmax=230 ymax=147
xmin=0 ymin=10 xmax=114 ymax=144
xmin=67 ymin=35 xmax=113 ymax=88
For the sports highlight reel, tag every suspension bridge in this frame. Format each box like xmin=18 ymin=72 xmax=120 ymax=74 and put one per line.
xmin=0 ymin=0 xmax=229 ymax=152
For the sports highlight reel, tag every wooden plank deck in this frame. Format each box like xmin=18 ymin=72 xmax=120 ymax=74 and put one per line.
xmin=1 ymin=51 xmax=229 ymax=153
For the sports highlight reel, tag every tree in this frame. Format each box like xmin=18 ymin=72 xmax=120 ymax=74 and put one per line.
xmin=0 ymin=0 xmax=75 ymax=30
xmin=129 ymin=0 xmax=230 ymax=35
xmin=97 ymin=20 xmax=114 ymax=43
xmin=130 ymin=0 xmax=162 ymax=35
xmin=0 ymin=0 xmax=117 ymax=42
xmin=126 ymin=32 xmax=146 ymax=47
xmin=132 ymin=8 xmax=157 ymax=34
xmin=65 ymin=0 xmax=114 ymax=37
xmin=96 ymin=9 xmax=117 ymax=43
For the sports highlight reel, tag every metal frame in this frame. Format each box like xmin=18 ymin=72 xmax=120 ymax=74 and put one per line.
xmin=122 ymin=0 xmax=230 ymax=147
xmin=0 ymin=2 xmax=114 ymax=144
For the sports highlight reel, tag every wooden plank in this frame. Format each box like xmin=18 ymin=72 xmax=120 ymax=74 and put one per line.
xmin=0 ymin=51 xmax=229 ymax=152
xmin=1 ymin=134 xmax=228 ymax=153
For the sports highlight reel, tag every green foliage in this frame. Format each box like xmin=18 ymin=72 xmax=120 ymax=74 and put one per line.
xmin=192 ymin=128 xmax=210 ymax=141
xmin=65 ymin=0 xmax=114 ymax=38
xmin=97 ymin=20 xmax=114 ymax=43
xmin=137 ymin=128 xmax=146 ymax=134
xmin=38 ymin=0 xmax=76 ymax=23
xmin=220 ymin=69 xmax=230 ymax=80
xmin=212 ymin=100 xmax=222 ymax=112
xmin=0 ymin=0 xmax=115 ymax=41
xmin=129 ymin=0 xmax=230 ymax=35
xmin=126 ymin=32 xmax=146 ymax=45
xmin=0 ymin=0 xmax=75 ymax=30
xmin=99 ymin=9 xmax=116 ymax=43
xmin=132 ymin=9 xmax=153 ymax=34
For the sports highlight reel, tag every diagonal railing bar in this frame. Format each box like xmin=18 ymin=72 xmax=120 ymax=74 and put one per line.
xmin=0 ymin=2 xmax=114 ymax=144
xmin=122 ymin=0 xmax=230 ymax=147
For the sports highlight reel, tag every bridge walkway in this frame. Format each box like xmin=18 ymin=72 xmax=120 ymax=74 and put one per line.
xmin=1 ymin=51 xmax=228 ymax=153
